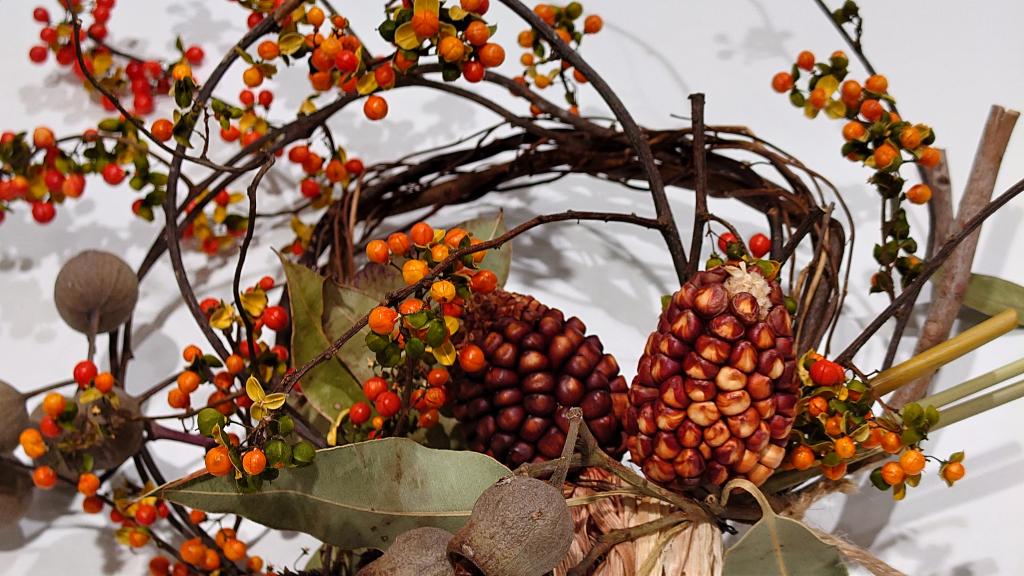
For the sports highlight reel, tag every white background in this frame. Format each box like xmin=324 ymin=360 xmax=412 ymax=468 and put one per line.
xmin=1 ymin=1 xmax=1022 ymax=574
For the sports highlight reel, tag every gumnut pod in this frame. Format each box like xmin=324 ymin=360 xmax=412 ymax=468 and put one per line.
xmin=447 ymin=475 xmax=572 ymax=576
xmin=54 ymin=250 xmax=139 ymax=335
xmin=356 ymin=527 xmax=454 ymax=576
xmin=0 ymin=380 xmax=29 ymax=452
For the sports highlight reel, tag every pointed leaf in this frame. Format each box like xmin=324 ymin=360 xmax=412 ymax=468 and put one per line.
xmin=960 ymin=273 xmax=1024 ymax=326
xmin=350 ymin=263 xmax=405 ymax=299
xmin=457 ymin=212 xmax=510 ymax=287
xmin=722 ymin=479 xmax=848 ymax=575
xmin=323 ymin=282 xmax=380 ymax=384
xmin=280 ymin=255 xmax=363 ymax=421
xmin=157 ymin=438 xmax=510 ymax=550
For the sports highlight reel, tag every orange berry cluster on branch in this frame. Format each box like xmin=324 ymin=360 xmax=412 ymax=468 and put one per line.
xmin=771 ymin=50 xmax=938 ymax=295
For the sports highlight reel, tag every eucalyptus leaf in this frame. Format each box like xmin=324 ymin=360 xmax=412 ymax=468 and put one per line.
xmin=322 ymin=280 xmax=379 ymax=384
xmin=722 ymin=479 xmax=848 ymax=576
xmin=280 ymin=255 xmax=363 ymax=421
xmin=158 ymin=438 xmax=510 ymax=550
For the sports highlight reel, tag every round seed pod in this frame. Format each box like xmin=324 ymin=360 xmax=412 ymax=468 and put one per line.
xmin=452 ymin=291 xmax=627 ymax=468
xmin=356 ymin=527 xmax=454 ymax=576
xmin=0 ymin=380 xmax=29 ymax=453
xmin=448 ymin=476 xmax=571 ymax=576
xmin=623 ymin=264 xmax=798 ymax=490
xmin=54 ymin=250 xmax=138 ymax=335
xmin=0 ymin=463 xmax=33 ymax=527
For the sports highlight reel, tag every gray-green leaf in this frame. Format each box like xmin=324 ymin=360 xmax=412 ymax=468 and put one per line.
xmin=459 ymin=211 xmax=511 ymax=288
xmin=158 ymin=438 xmax=510 ymax=551
xmin=961 ymin=273 xmax=1024 ymax=327
xmin=722 ymin=479 xmax=848 ymax=576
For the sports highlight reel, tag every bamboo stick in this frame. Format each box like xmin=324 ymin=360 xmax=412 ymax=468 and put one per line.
xmin=921 ymin=357 xmax=1024 ymax=409
xmin=870 ymin=309 xmax=1018 ymax=397
xmin=935 ymin=379 xmax=1024 ymax=431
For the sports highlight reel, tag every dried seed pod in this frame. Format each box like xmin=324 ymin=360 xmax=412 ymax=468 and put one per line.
xmin=624 ymin=264 xmax=799 ymax=490
xmin=357 ymin=527 xmax=454 ymax=576
xmin=54 ymin=250 xmax=138 ymax=335
xmin=448 ymin=476 xmax=572 ymax=576
xmin=0 ymin=381 xmax=29 ymax=453
xmin=0 ymin=463 xmax=32 ymax=528
xmin=452 ymin=291 xmax=625 ymax=467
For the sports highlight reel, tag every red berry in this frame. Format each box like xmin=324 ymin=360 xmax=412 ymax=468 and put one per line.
xmin=39 ymin=415 xmax=61 ymax=438
xmin=335 ymin=50 xmax=358 ymax=73
xmin=258 ymin=90 xmax=273 ymax=108
xmin=263 ymin=306 xmax=289 ymax=331
xmin=362 ymin=376 xmax=387 ymax=401
xmin=135 ymin=503 xmax=157 ymax=526
xmin=344 ymin=158 xmax=364 ymax=176
xmin=462 ymin=60 xmax=485 ymax=83
xmin=374 ymin=391 xmax=401 ymax=418
xmin=29 ymin=46 xmax=48 ymax=63
xmin=102 ymin=163 xmax=126 ymax=185
xmin=300 ymin=178 xmax=320 ymax=198
xmin=350 ymin=401 xmax=371 ymax=424
xmin=717 ymin=232 xmax=738 ymax=253
xmin=247 ymin=12 xmax=263 ymax=28
xmin=33 ymin=7 xmax=50 ymax=22
xmin=32 ymin=202 xmax=56 ymax=224
xmin=258 ymin=276 xmax=275 ymax=290
xmin=748 ymin=233 xmax=771 ymax=258
xmin=184 ymin=46 xmax=204 ymax=64
xmin=809 ymin=359 xmax=845 ymax=386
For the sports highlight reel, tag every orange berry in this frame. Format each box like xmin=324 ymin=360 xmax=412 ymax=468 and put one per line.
xmin=534 ymin=4 xmax=556 ymax=25
xmin=880 ymin=430 xmax=902 ymax=454
xmin=242 ymin=448 xmax=267 ymax=476
xmin=366 ymin=239 xmax=390 ymax=264
xmin=180 ymin=538 xmax=205 ymax=565
xmin=791 ymin=445 xmax=815 ymax=470
xmin=464 ymin=21 xmax=490 ymax=47
xmin=906 ymin=184 xmax=932 ymax=204
xmin=874 ymin=143 xmax=899 ymax=169
xmin=771 ymin=71 xmax=793 ymax=93
xmin=411 ymin=10 xmax=440 ymax=38
xmin=899 ymin=127 xmax=923 ymax=150
xmin=430 ymin=280 xmax=456 ymax=303
xmin=257 ymin=40 xmax=280 ymax=60
xmin=188 ymin=509 xmax=207 ymax=524
xmin=918 ymin=147 xmax=941 ymax=168
xmin=808 ymin=87 xmax=827 ymax=109
xmin=83 ymin=495 xmax=104 ymax=514
xmin=824 ymin=415 xmax=843 ymax=437
xmin=899 ymin=449 xmax=926 ymax=475
xmin=129 ymin=530 xmax=151 ymax=548
xmin=223 ymin=539 xmax=247 ymax=561
xmin=807 ymin=396 xmax=828 ymax=418
xmin=42 ymin=392 xmax=66 ymax=418
xmin=402 ymin=259 xmax=430 ymax=285
xmin=152 ymin=119 xmax=174 ymax=142
xmin=477 ymin=43 xmax=505 ymax=68
xmin=860 ymin=99 xmax=884 ymax=122
xmin=171 ymin=63 xmax=192 ymax=81
xmin=94 ymin=371 xmax=115 ymax=393
xmin=398 ymin=298 xmax=424 ymax=315
xmin=182 ymin=344 xmax=203 ymax=363
xmin=842 ymin=121 xmax=866 ymax=141
xmin=430 ymin=243 xmax=450 ymax=262
xmin=215 ymin=528 xmax=236 ymax=548
xmin=572 ymin=68 xmax=587 ymax=83
xmin=20 ymin=427 xmax=43 ymax=448
xmin=444 ymin=228 xmax=469 ymax=248
xmin=306 ymin=6 xmax=325 ymax=27
xmin=177 ymin=370 xmax=201 ymax=393
xmin=427 ymin=367 xmax=449 ymax=387
xmin=242 ymin=66 xmax=263 ymax=88
xmin=583 ymin=14 xmax=603 ymax=34
xmin=33 ymin=465 xmax=57 ymax=489
xmin=822 ymin=462 xmax=846 ymax=480
xmin=555 ymin=28 xmax=572 ymax=44
xmin=880 ymin=461 xmax=905 ymax=485
xmin=387 ymin=232 xmax=411 ymax=255
xmin=410 ymin=222 xmax=434 ymax=246
xmin=861 ymin=427 xmax=882 ymax=449
xmin=841 ymin=80 xmax=862 ymax=101
xmin=834 ymin=437 xmax=856 ymax=460
xmin=865 ymin=74 xmax=888 ymax=94
xmin=796 ymin=50 xmax=815 ymax=71
xmin=458 ymin=344 xmax=486 ymax=373
xmin=517 ymin=30 xmax=535 ymax=48
xmin=364 ymin=95 xmax=388 ymax=121
xmin=368 ymin=306 xmax=399 ymax=335
xmin=419 ymin=408 xmax=440 ymax=428
xmin=247 ymin=556 xmax=264 ymax=572
xmin=149 ymin=556 xmax=171 ymax=576
xmin=205 ymin=446 xmax=233 ymax=477
xmin=77 ymin=472 xmax=100 ymax=496
xmin=202 ymin=548 xmax=221 ymax=571
xmin=943 ymin=461 xmax=965 ymax=483
xmin=470 ymin=270 xmax=498 ymax=294
xmin=225 ymin=354 xmax=245 ymax=375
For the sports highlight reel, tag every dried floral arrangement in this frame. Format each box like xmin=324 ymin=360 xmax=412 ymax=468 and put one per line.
xmin=2 ymin=1 xmax=1023 ymax=575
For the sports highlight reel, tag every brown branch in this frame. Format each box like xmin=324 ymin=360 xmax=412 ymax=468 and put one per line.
xmin=687 ymin=93 xmax=709 ymax=278
xmin=232 ymin=158 xmax=275 ymax=377
xmin=496 ymin=0 xmax=689 ymax=282
xmin=837 ymin=174 xmax=1024 ymax=363
xmin=889 ymin=105 xmax=1019 ymax=406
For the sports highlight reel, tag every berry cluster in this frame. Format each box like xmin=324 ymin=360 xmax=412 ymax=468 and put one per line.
xmin=167 ymin=526 xmax=264 ymax=574
xmin=772 ymin=51 xmax=937 ymax=295
xmin=283 ymin=142 xmax=366 ymax=254
xmin=788 ymin=353 xmax=965 ymax=499
xmin=514 ymin=2 xmax=603 ymax=116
